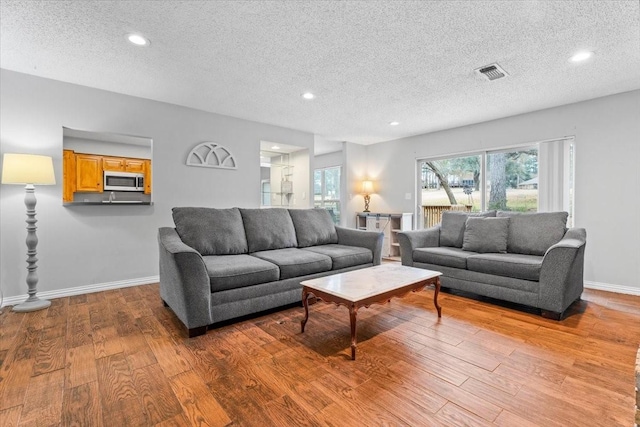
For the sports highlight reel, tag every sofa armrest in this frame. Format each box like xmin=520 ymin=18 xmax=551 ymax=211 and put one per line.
xmin=397 ymin=225 xmax=441 ymax=266
xmin=335 ymin=226 xmax=384 ymax=265
xmin=158 ymin=227 xmax=212 ymax=331
xmin=538 ymin=228 xmax=587 ymax=313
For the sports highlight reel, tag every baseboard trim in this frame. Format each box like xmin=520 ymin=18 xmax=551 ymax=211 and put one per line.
xmin=1 ymin=276 xmax=159 ymax=307
xmin=2 ymin=277 xmax=636 ymax=307
xmin=584 ymin=280 xmax=640 ymax=296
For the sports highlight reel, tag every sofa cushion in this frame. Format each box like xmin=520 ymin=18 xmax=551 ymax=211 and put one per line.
xmin=302 ymin=244 xmax=373 ymax=270
xmin=440 ymin=210 xmax=497 ymax=248
xmin=288 ymin=208 xmax=339 ymax=247
xmin=240 ymin=208 xmax=298 ymax=253
xmin=467 ymin=253 xmax=543 ymax=282
xmin=413 ymin=262 xmax=540 ymax=294
xmin=251 ymin=248 xmax=332 ymax=280
xmin=497 ymin=211 xmax=568 ymax=256
xmin=462 ymin=217 xmax=510 ymax=253
xmin=413 ymin=247 xmax=478 ymax=269
xmin=172 ymin=207 xmax=248 ymax=256
xmin=202 ymin=254 xmax=280 ymax=292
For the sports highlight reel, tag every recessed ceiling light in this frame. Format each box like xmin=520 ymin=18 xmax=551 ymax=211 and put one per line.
xmin=302 ymin=92 xmax=315 ymax=100
xmin=569 ymin=51 xmax=594 ymax=63
xmin=128 ymin=34 xmax=150 ymax=46
xmin=271 ymin=145 xmax=280 ymax=150
xmin=389 ymin=121 xmax=400 ymax=126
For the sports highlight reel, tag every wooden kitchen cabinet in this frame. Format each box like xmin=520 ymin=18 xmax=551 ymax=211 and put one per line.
xmin=75 ymin=154 xmax=103 ymax=192
xmin=102 ymin=156 xmax=145 ymax=173
xmin=68 ymin=151 xmax=150 ymax=197
xmin=102 ymin=156 xmax=126 ymax=171
xmin=125 ymin=158 xmax=146 ymax=173
xmin=63 ymin=149 xmax=76 ymax=202
xmin=144 ymin=159 xmax=152 ymax=194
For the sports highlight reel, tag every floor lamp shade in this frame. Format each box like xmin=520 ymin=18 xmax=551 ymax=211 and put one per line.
xmin=2 ymin=153 xmax=56 ymax=312
xmin=1 ymin=153 xmax=56 ymax=185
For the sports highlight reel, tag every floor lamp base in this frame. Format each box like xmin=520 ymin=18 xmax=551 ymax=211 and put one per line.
xmin=13 ymin=296 xmax=51 ymax=312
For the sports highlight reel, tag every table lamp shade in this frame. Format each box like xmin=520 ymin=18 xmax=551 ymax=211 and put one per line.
xmin=361 ymin=180 xmax=373 ymax=194
xmin=1 ymin=153 xmax=56 ymax=185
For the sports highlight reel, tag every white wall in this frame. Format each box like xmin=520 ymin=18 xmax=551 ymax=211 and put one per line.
xmin=359 ymin=90 xmax=640 ymax=292
xmin=0 ymin=69 xmax=314 ymax=300
xmin=290 ymin=149 xmax=311 ymax=208
xmin=314 ymin=150 xmax=343 ymax=170
xmin=342 ymin=142 xmax=368 ymax=228
xmin=64 ymin=137 xmax=152 ymax=159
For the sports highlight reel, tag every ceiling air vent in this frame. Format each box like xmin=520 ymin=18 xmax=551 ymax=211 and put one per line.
xmin=475 ymin=63 xmax=508 ymax=81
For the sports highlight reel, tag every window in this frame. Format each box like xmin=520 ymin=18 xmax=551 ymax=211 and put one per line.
xmin=421 ymin=155 xmax=483 ymax=212
xmin=418 ymin=138 xmax=573 ymax=228
xmin=314 ymin=166 xmax=341 ymax=224
xmin=485 ymin=147 xmax=538 ymax=212
xmin=261 ymin=180 xmax=271 ymax=206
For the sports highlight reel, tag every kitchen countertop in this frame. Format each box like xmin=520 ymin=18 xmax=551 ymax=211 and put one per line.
xmin=63 ymin=201 xmax=153 ymax=206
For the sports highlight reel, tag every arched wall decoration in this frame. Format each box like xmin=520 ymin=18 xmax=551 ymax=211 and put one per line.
xmin=186 ymin=142 xmax=237 ymax=169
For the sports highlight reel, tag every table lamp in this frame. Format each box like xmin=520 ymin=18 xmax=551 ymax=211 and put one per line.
xmin=1 ymin=153 xmax=56 ymax=312
xmin=361 ymin=180 xmax=373 ymax=213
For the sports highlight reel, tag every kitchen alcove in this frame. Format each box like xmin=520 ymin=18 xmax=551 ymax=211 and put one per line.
xmin=62 ymin=127 xmax=153 ymax=205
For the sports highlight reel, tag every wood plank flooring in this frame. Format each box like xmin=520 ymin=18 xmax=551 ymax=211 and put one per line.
xmin=0 ymin=282 xmax=638 ymax=426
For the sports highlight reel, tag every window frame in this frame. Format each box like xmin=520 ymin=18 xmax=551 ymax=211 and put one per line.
xmin=314 ymin=165 xmax=342 ymax=224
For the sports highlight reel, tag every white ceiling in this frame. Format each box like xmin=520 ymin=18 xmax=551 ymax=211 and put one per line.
xmin=1 ymin=1 xmax=639 ymax=155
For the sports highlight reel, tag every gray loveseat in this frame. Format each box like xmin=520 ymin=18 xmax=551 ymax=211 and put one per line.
xmin=158 ymin=207 xmax=383 ymax=336
xmin=398 ymin=211 xmax=586 ymax=319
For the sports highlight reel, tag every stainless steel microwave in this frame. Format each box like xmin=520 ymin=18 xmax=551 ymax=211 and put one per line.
xmin=104 ymin=171 xmax=144 ymax=192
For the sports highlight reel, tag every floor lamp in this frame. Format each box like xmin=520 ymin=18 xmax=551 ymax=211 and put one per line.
xmin=1 ymin=153 xmax=56 ymax=312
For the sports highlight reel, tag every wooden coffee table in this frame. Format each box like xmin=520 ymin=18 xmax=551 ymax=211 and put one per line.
xmin=300 ymin=264 xmax=442 ymax=360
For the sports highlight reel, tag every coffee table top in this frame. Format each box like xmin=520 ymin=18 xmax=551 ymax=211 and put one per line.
xmin=301 ymin=264 xmax=441 ymax=302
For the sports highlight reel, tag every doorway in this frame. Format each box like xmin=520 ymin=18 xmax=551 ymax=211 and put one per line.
xmin=260 ymin=141 xmax=310 ymax=208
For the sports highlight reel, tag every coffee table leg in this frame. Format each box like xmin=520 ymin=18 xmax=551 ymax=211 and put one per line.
xmin=349 ymin=305 xmax=358 ymax=360
xmin=301 ymin=289 xmax=310 ymax=333
xmin=434 ymin=277 xmax=442 ymax=317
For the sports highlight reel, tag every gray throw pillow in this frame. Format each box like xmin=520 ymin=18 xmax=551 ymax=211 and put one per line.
xmin=440 ymin=210 xmax=497 ymax=248
xmin=288 ymin=208 xmax=338 ymax=247
xmin=240 ymin=208 xmax=298 ymax=252
xmin=462 ymin=217 xmax=510 ymax=253
xmin=497 ymin=211 xmax=568 ymax=255
xmin=172 ymin=207 xmax=248 ymax=255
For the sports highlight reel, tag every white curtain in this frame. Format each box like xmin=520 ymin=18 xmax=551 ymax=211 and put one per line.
xmin=538 ymin=138 xmax=574 ymax=221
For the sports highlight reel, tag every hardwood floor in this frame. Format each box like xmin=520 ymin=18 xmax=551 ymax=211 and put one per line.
xmin=0 ymin=283 xmax=638 ymax=426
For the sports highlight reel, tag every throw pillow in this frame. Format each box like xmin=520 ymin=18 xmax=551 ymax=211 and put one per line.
xmin=440 ymin=210 xmax=497 ymax=248
xmin=288 ymin=208 xmax=338 ymax=247
xmin=172 ymin=207 xmax=248 ymax=256
xmin=496 ymin=211 xmax=568 ymax=255
xmin=462 ymin=217 xmax=510 ymax=253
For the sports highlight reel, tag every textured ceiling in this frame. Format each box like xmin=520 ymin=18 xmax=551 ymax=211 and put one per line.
xmin=1 ymin=1 xmax=639 ymax=153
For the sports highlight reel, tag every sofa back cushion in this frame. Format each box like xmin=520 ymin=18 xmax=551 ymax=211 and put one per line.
xmin=440 ymin=210 xmax=497 ymax=248
xmin=497 ymin=211 xmax=568 ymax=255
xmin=172 ymin=207 xmax=248 ymax=255
xmin=288 ymin=208 xmax=339 ymax=248
xmin=240 ymin=208 xmax=298 ymax=252
xmin=462 ymin=217 xmax=510 ymax=253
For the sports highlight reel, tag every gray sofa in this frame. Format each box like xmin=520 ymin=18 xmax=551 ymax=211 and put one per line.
xmin=398 ymin=210 xmax=586 ymax=319
xmin=158 ymin=207 xmax=383 ymax=336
